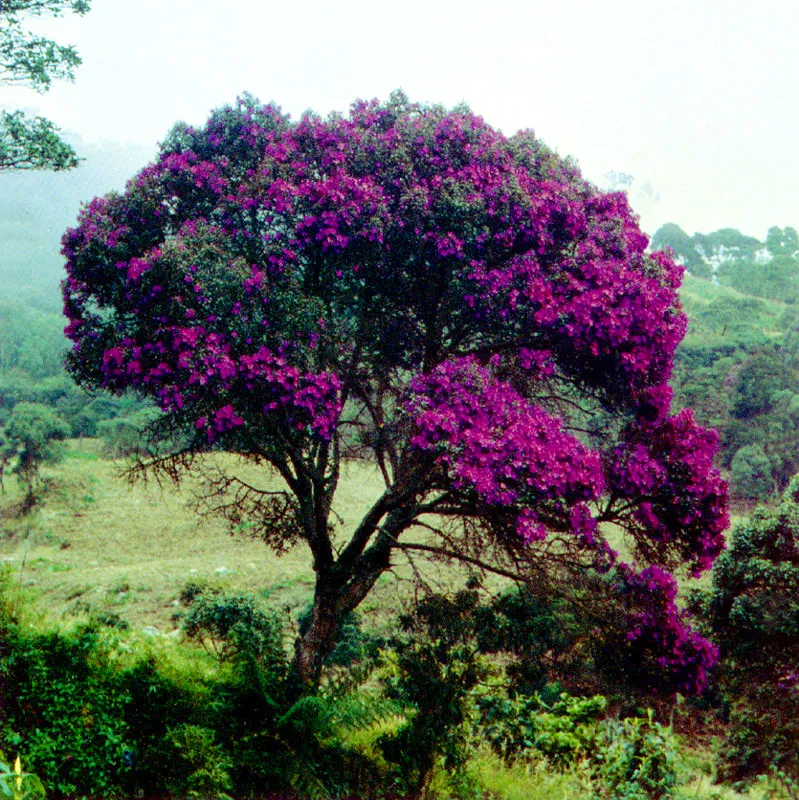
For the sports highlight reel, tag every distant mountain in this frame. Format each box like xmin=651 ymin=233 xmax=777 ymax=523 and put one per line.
xmin=0 ymin=134 xmax=155 ymax=308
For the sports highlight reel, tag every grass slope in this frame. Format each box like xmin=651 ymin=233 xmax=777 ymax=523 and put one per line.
xmin=0 ymin=440 xmax=462 ymax=635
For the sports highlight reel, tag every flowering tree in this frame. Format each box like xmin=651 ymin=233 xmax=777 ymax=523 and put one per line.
xmin=62 ymin=93 xmax=729 ymax=687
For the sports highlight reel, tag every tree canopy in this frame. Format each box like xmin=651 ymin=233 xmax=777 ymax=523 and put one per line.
xmin=62 ymin=93 xmax=729 ymax=687
xmin=0 ymin=0 xmax=89 ymax=171
xmin=4 ymin=400 xmax=69 ymax=500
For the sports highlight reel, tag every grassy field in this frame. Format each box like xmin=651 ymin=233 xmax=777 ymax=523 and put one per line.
xmin=0 ymin=440 xmax=474 ymax=637
xmin=0 ymin=438 xmax=744 ymax=632
xmin=679 ymin=274 xmax=790 ymax=349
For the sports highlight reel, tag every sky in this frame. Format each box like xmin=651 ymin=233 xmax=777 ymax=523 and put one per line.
xmin=9 ymin=0 xmax=799 ymax=238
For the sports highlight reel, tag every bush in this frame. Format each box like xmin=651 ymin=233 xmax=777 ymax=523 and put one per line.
xmin=475 ymin=685 xmax=679 ymax=799
xmin=161 ymin=724 xmax=234 ymax=800
xmin=476 ymin=691 xmax=607 ymax=765
xmin=0 ymin=579 xmax=389 ymax=799
xmin=0 ymin=624 xmax=134 ymax=798
xmin=378 ymin=591 xmax=490 ymax=796
xmin=182 ymin=588 xmax=286 ymax=670
xmin=474 ymin=585 xmax=585 ymax=696
xmin=592 ymin=711 xmax=680 ymax=800
xmin=97 ymin=407 xmax=160 ymax=458
xmin=691 ymin=478 xmax=799 ymax=783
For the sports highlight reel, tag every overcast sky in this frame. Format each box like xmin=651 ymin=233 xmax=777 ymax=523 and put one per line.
xmin=10 ymin=0 xmax=799 ymax=238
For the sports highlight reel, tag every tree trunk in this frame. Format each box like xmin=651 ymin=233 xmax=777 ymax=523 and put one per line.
xmin=292 ymin=498 xmax=415 ymax=687
xmin=292 ymin=583 xmax=345 ymax=687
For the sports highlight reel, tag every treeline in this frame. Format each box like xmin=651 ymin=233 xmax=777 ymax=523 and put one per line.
xmin=652 ymin=223 xmax=799 ymax=300
xmin=0 ymin=293 xmax=152 ymax=457
xmin=654 ymin=223 xmax=799 ymax=502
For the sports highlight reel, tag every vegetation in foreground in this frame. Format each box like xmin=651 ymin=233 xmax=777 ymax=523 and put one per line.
xmin=0 ymin=442 xmax=797 ymax=799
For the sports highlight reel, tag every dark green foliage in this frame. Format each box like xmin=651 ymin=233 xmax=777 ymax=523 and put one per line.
xmin=671 ymin=276 xmax=799 ymax=499
xmin=722 ymin=347 xmax=799 ymax=498
xmin=0 ymin=624 xmax=134 ymax=798
xmin=0 ymin=110 xmax=79 ymax=172
xmin=179 ymin=587 xmax=387 ymax=797
xmin=475 ymin=688 xmax=679 ymax=798
xmin=379 ymin=591 xmax=489 ymax=795
xmin=692 ymin=480 xmax=799 ymax=782
xmin=730 ymin=445 xmax=773 ymax=502
xmin=474 ymin=585 xmax=584 ymax=695
xmin=159 ymin=724 xmax=234 ymax=800
xmin=476 ymin=691 xmax=607 ymax=764
xmin=182 ymin=589 xmax=287 ymax=669
xmin=731 ymin=349 xmax=785 ymax=419
xmin=0 ymin=582 xmax=388 ymax=799
xmin=297 ymin=604 xmax=383 ymax=668
xmin=0 ymin=0 xmax=90 ymax=172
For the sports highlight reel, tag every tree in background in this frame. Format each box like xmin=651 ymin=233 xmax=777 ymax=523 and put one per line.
xmin=0 ymin=0 xmax=90 ymax=171
xmin=729 ymin=444 xmax=773 ymax=503
xmin=4 ymin=400 xmax=69 ymax=502
xmin=765 ymin=225 xmax=799 ymax=257
xmin=63 ymin=93 xmax=728 ymax=687
xmin=651 ymin=222 xmax=710 ymax=279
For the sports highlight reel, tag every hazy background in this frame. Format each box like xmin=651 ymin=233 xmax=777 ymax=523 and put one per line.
xmin=3 ymin=0 xmax=799 ymax=293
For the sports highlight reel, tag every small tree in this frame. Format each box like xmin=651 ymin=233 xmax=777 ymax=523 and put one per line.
xmin=730 ymin=444 xmax=773 ymax=503
xmin=62 ymin=93 xmax=729 ymax=687
xmin=4 ymin=401 xmax=69 ymax=501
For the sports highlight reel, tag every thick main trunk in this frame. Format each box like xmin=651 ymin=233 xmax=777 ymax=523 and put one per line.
xmin=292 ymin=539 xmax=397 ymax=687
xmin=292 ymin=583 xmax=343 ymax=687
xmin=292 ymin=483 xmax=419 ymax=688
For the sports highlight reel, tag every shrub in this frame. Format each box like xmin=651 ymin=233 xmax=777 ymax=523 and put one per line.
xmin=97 ymin=407 xmax=160 ymax=458
xmin=474 ymin=585 xmax=585 ymax=696
xmin=592 ymin=711 xmax=680 ymax=800
xmin=0 ymin=624 xmax=134 ymax=798
xmin=691 ymin=477 xmax=799 ymax=783
xmin=161 ymin=724 xmax=233 ymax=800
xmin=378 ymin=591 xmax=490 ymax=795
xmin=476 ymin=691 xmax=607 ymax=765
xmin=182 ymin=589 xmax=287 ymax=670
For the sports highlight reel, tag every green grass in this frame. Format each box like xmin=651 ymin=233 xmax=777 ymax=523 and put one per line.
xmin=679 ymin=275 xmax=790 ymax=350
xmin=0 ymin=444 xmax=315 ymax=632
xmin=0 ymin=441 xmax=471 ymax=637
xmin=0 ymin=438 xmax=744 ymax=632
